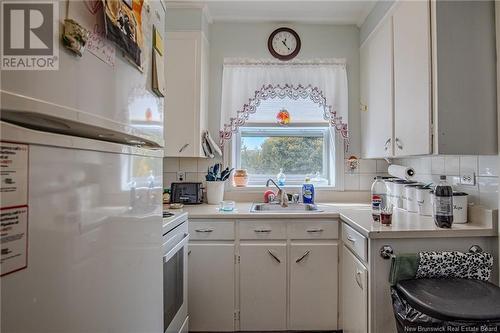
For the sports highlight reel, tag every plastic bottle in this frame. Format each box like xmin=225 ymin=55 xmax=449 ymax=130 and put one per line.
xmin=277 ymin=168 xmax=286 ymax=186
xmin=302 ymin=177 xmax=315 ymax=204
xmin=433 ymin=175 xmax=453 ymax=228
xmin=371 ymin=176 xmax=386 ymax=223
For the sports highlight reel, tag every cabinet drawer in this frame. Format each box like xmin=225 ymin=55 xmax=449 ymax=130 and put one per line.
xmin=342 ymin=223 xmax=367 ymax=262
xmin=239 ymin=220 xmax=287 ymax=240
xmin=287 ymin=220 xmax=339 ymax=240
xmin=189 ymin=220 xmax=235 ymax=240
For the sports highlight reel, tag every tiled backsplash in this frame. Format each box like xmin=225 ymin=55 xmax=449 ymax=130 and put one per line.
xmin=164 ymin=157 xmax=389 ymax=191
xmin=344 ymin=159 xmax=390 ymax=191
xmin=163 ymin=157 xmax=219 ymax=188
xmin=163 ymin=155 xmax=499 ymax=209
xmin=393 ymin=155 xmax=499 ymax=209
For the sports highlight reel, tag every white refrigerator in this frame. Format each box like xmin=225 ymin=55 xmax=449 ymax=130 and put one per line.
xmin=0 ymin=1 xmax=166 ymax=332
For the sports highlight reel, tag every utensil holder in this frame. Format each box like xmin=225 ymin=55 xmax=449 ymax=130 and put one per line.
xmin=206 ymin=181 xmax=225 ymax=205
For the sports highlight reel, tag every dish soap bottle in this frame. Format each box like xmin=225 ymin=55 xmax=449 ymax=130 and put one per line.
xmin=302 ymin=177 xmax=315 ymax=204
xmin=277 ymin=168 xmax=286 ymax=187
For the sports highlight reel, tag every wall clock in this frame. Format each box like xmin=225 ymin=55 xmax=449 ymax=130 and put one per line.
xmin=268 ymin=27 xmax=301 ymax=61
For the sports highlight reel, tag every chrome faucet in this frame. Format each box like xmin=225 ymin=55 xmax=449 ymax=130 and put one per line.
xmin=266 ymin=179 xmax=288 ymax=207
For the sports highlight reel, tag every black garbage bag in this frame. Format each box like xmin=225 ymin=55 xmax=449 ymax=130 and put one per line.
xmin=391 ymin=287 xmax=500 ymax=333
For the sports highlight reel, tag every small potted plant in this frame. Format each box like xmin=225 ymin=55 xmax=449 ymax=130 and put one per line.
xmin=205 ymin=163 xmax=233 ymax=205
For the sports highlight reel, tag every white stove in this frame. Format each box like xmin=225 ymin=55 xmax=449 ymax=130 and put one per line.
xmin=162 ymin=211 xmax=189 ymax=333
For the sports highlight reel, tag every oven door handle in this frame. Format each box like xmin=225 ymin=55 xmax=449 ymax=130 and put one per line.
xmin=163 ymin=233 xmax=190 ymax=263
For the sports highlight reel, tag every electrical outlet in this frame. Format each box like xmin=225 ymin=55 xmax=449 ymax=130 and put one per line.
xmin=459 ymin=172 xmax=476 ymax=186
xmin=176 ymin=171 xmax=185 ymax=182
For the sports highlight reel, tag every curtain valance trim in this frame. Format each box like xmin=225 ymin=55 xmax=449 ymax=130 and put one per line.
xmin=223 ymin=57 xmax=347 ymax=67
xmin=219 ymin=83 xmax=349 ymax=148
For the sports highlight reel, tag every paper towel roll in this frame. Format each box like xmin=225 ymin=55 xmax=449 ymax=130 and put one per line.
xmin=388 ymin=164 xmax=415 ymax=180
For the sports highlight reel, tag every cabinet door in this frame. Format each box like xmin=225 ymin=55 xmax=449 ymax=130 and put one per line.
xmin=393 ymin=1 xmax=432 ymax=156
xmin=360 ymin=17 xmax=394 ymax=158
xmin=164 ymin=32 xmax=200 ymax=157
xmin=341 ymin=245 xmax=368 ymax=333
xmin=290 ymin=242 xmax=338 ymax=331
xmin=188 ymin=243 xmax=235 ymax=332
xmin=239 ymin=243 xmax=287 ymax=331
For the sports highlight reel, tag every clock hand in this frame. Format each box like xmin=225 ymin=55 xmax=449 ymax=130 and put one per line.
xmin=282 ymin=40 xmax=291 ymax=51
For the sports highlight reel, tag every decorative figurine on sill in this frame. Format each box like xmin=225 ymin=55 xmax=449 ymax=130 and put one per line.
xmin=346 ymin=155 xmax=359 ymax=173
xmin=276 ymin=108 xmax=291 ymax=125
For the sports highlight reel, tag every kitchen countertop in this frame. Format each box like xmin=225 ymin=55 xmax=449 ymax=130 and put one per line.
xmin=339 ymin=206 xmax=498 ymax=239
xmin=167 ymin=202 xmax=498 ymax=239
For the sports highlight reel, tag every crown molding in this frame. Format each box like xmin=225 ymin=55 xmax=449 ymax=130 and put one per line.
xmin=164 ymin=2 xmax=212 ymax=23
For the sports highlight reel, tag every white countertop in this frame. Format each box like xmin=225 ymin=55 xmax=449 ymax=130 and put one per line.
xmin=170 ymin=202 xmax=364 ymax=219
xmin=168 ymin=202 xmax=498 ymax=239
xmin=339 ymin=206 xmax=498 ymax=239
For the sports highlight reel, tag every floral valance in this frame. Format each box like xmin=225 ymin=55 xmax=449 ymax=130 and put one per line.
xmin=219 ymin=58 xmax=349 ymax=149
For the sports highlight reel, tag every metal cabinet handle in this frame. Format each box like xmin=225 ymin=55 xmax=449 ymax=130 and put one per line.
xmin=355 ymin=270 xmax=363 ymax=290
xmin=395 ymin=138 xmax=403 ymax=150
xmin=195 ymin=228 xmax=214 ymax=233
xmin=347 ymin=235 xmax=356 ymax=243
xmin=295 ymin=250 xmax=311 ymax=263
xmin=306 ymin=228 xmax=324 ymax=233
xmin=267 ymin=250 xmax=281 ymax=263
xmin=179 ymin=143 xmax=190 ymax=153
xmin=384 ymin=138 xmax=392 ymax=151
xmin=254 ymin=229 xmax=272 ymax=233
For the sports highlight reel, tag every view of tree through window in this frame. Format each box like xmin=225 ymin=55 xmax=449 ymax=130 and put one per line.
xmin=241 ymin=136 xmax=323 ymax=174
xmin=238 ymin=128 xmax=330 ymax=185
xmin=234 ymin=96 xmax=334 ymax=186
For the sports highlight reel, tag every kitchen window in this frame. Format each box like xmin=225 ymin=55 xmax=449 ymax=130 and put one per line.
xmin=232 ymin=97 xmax=339 ymax=187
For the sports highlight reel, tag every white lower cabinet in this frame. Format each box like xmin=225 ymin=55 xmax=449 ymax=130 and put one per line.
xmin=290 ymin=242 xmax=339 ymax=330
xmin=341 ymin=244 xmax=368 ymax=333
xmin=188 ymin=243 xmax=235 ymax=332
xmin=239 ymin=243 xmax=287 ymax=331
xmin=188 ymin=219 xmax=340 ymax=332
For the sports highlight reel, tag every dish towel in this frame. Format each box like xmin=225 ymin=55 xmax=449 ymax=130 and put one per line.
xmin=389 ymin=251 xmax=493 ymax=285
xmin=389 ymin=254 xmax=420 ymax=286
xmin=202 ymin=130 xmax=222 ymax=158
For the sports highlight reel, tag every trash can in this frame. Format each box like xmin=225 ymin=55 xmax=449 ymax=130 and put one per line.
xmin=391 ymin=278 xmax=500 ymax=332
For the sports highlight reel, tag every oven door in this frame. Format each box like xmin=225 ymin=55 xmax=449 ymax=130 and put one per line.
xmin=163 ymin=227 xmax=189 ymax=333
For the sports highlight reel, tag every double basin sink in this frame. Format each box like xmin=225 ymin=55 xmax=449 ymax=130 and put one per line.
xmin=250 ymin=202 xmax=322 ymax=213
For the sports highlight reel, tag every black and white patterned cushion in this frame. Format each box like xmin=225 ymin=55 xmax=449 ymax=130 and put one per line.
xmin=416 ymin=251 xmax=493 ymax=281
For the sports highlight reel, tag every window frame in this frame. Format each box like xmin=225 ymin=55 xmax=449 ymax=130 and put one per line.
xmin=232 ymin=122 xmax=341 ymax=189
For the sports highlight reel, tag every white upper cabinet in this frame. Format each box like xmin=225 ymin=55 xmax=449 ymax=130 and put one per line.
xmin=393 ymin=1 xmax=432 ymax=156
xmin=360 ymin=0 xmax=497 ymax=158
xmin=360 ymin=18 xmax=394 ymax=159
xmin=431 ymin=0 xmax=497 ymax=155
xmin=164 ymin=31 xmax=209 ymax=157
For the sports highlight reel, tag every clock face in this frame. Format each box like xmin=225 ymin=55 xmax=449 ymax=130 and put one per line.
xmin=268 ymin=28 xmax=301 ymax=60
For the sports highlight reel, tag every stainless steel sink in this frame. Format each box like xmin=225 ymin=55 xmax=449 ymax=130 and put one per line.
xmin=250 ymin=203 xmax=322 ymax=213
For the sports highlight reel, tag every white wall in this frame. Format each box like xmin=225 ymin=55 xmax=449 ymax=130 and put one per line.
xmin=207 ymin=22 xmax=362 ymax=155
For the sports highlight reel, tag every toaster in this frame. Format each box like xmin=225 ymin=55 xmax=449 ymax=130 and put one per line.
xmin=170 ymin=182 xmax=203 ymax=204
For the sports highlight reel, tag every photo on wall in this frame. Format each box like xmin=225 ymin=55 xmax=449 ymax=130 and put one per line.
xmin=102 ymin=0 xmax=144 ymax=67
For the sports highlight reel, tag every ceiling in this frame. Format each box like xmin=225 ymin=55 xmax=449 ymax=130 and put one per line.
xmin=166 ymin=1 xmax=377 ymax=26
